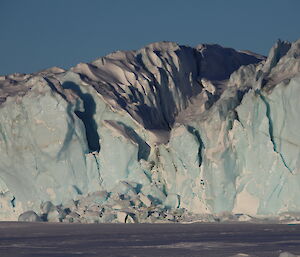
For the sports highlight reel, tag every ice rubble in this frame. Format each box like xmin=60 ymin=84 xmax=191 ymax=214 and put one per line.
xmin=0 ymin=39 xmax=300 ymax=222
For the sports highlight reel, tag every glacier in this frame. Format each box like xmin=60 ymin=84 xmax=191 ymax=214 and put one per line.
xmin=0 ymin=39 xmax=300 ymax=222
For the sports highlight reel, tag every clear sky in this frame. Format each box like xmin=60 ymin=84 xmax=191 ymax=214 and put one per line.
xmin=1 ymin=0 xmax=299 ymax=75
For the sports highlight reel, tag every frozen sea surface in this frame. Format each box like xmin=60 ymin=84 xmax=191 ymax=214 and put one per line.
xmin=0 ymin=222 xmax=299 ymax=257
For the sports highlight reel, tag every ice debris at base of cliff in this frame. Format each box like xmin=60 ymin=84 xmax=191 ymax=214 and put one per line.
xmin=1 ymin=39 xmax=300 ymax=222
xmin=17 ymin=187 xmax=300 ymax=224
xmin=18 ymin=188 xmax=255 ymax=224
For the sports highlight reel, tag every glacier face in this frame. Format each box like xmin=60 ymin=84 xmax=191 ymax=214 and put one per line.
xmin=0 ymin=39 xmax=300 ymax=221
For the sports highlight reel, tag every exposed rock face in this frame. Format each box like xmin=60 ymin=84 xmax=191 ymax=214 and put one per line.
xmin=1 ymin=39 xmax=300 ymax=221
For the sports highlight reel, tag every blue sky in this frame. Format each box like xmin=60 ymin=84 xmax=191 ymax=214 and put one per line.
xmin=0 ymin=0 xmax=299 ymax=75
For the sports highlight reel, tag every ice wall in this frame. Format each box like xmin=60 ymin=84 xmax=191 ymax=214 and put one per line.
xmin=0 ymin=39 xmax=299 ymax=220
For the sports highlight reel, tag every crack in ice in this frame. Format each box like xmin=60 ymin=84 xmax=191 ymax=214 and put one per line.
xmin=258 ymin=91 xmax=293 ymax=174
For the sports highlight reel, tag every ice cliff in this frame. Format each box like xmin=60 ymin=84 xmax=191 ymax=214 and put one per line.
xmin=1 ymin=39 xmax=300 ymax=222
